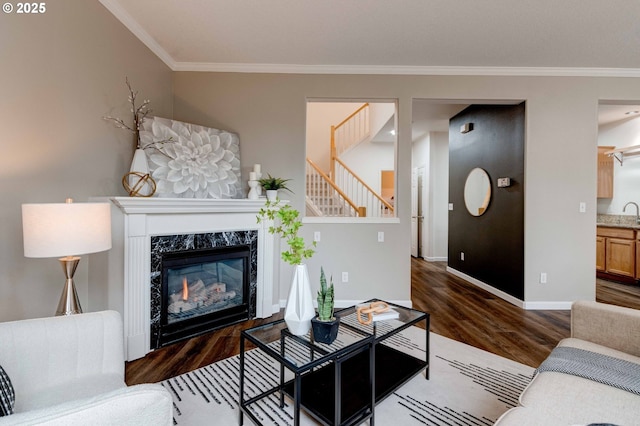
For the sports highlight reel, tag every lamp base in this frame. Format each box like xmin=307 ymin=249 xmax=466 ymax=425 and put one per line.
xmin=56 ymin=257 xmax=83 ymax=316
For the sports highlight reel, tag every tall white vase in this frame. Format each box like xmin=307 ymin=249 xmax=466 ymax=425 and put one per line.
xmin=129 ymin=148 xmax=150 ymax=186
xmin=284 ymin=264 xmax=315 ymax=336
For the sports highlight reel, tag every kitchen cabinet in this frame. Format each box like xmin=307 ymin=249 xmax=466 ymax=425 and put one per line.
xmin=596 ymin=236 xmax=606 ymax=272
xmin=597 ymin=226 xmax=637 ymax=280
xmin=637 ymin=233 xmax=640 ymax=280
xmin=606 ymin=238 xmax=636 ymax=277
xmin=597 ymin=146 xmax=614 ymax=198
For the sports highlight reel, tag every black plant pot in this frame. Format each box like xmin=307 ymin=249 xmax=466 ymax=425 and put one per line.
xmin=311 ymin=316 xmax=340 ymax=344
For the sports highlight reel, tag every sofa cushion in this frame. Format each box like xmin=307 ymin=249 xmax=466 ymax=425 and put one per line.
xmin=495 ymin=405 xmax=624 ymax=426
xmin=517 ymin=371 xmax=640 ymax=424
xmin=503 ymin=338 xmax=640 ymax=425
xmin=0 ymin=384 xmax=172 ymax=426
xmin=14 ymin=374 xmax=124 ymax=413
xmin=0 ymin=365 xmax=14 ymax=416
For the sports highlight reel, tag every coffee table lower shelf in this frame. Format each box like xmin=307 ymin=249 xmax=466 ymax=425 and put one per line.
xmin=282 ymin=344 xmax=427 ymax=426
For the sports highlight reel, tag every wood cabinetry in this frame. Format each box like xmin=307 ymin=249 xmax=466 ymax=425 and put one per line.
xmin=637 ymin=233 xmax=640 ymax=280
xmin=596 ymin=236 xmax=606 ymax=271
xmin=606 ymin=238 xmax=636 ymax=277
xmin=597 ymin=226 xmax=637 ymax=281
xmin=597 ymin=146 xmax=614 ymax=198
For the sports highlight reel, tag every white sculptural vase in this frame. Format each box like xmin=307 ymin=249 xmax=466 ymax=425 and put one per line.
xmin=129 ymin=148 xmax=149 ymax=185
xmin=284 ymin=264 xmax=315 ymax=336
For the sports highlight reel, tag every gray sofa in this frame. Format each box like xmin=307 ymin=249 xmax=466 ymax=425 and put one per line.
xmin=0 ymin=310 xmax=172 ymax=425
xmin=495 ymin=300 xmax=640 ymax=425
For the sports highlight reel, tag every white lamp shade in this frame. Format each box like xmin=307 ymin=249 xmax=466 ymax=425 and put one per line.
xmin=22 ymin=202 xmax=112 ymax=258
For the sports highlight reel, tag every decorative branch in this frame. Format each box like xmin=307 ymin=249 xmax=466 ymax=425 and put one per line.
xmin=103 ymin=77 xmax=152 ymax=149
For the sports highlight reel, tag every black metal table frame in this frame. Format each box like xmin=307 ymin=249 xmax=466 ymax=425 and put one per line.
xmin=239 ymin=299 xmax=429 ymax=426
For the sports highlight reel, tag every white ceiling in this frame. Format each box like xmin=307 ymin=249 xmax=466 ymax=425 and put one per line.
xmin=100 ymin=0 xmax=640 ymax=74
xmin=98 ymin=0 xmax=640 ymax=137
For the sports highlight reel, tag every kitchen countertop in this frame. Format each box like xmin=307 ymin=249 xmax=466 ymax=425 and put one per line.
xmin=597 ymin=222 xmax=640 ymax=230
xmin=597 ymin=214 xmax=640 ymax=230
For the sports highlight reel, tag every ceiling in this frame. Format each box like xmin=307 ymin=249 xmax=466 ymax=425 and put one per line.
xmin=101 ymin=0 xmax=640 ymax=74
xmin=98 ymin=1 xmax=640 ymax=138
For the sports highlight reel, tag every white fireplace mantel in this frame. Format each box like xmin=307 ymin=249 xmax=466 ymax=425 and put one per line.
xmin=111 ymin=197 xmax=271 ymax=214
xmin=92 ymin=197 xmax=277 ymax=361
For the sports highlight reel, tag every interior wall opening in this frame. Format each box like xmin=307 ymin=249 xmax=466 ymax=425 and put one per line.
xmin=305 ymin=100 xmax=397 ymax=220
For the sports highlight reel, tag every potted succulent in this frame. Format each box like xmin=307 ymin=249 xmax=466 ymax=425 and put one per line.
xmin=258 ymin=174 xmax=292 ymax=201
xmin=257 ymin=199 xmax=316 ymax=335
xmin=311 ymin=267 xmax=339 ymax=344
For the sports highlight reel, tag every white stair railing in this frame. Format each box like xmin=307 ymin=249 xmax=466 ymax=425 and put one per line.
xmin=334 ymin=158 xmax=394 ymax=218
xmin=306 ymin=159 xmax=361 ymax=217
xmin=331 ymin=103 xmax=370 ymax=177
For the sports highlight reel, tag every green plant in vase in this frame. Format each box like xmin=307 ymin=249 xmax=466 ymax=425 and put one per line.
xmin=316 ymin=267 xmax=335 ymax=321
xmin=257 ymin=199 xmax=316 ymax=335
xmin=311 ymin=267 xmax=340 ymax=344
xmin=258 ymin=174 xmax=292 ymax=201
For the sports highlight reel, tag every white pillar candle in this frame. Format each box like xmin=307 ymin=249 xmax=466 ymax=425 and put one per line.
xmin=253 ymin=164 xmax=261 ymax=174
xmin=249 ymin=172 xmax=257 ymax=181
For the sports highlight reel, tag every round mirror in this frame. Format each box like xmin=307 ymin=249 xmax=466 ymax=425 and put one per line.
xmin=464 ymin=168 xmax=491 ymax=216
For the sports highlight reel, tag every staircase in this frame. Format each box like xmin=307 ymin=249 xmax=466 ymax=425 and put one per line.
xmin=306 ymin=160 xmax=360 ymax=217
xmin=306 ymin=103 xmax=394 ymax=218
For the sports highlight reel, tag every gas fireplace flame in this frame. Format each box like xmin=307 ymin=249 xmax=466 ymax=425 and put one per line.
xmin=182 ymin=277 xmax=189 ymax=301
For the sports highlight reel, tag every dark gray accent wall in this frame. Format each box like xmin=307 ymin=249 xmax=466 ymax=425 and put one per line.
xmin=448 ymin=103 xmax=525 ymax=299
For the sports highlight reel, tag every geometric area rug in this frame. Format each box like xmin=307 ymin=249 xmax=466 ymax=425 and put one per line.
xmin=161 ymin=328 xmax=534 ymax=426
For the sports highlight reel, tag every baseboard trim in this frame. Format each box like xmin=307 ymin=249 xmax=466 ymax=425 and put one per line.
xmin=522 ymin=301 xmax=573 ymax=310
xmin=271 ymin=303 xmax=281 ymax=315
xmin=446 ymin=267 xmax=572 ymax=310
xmin=446 ymin=267 xmax=525 ymax=308
xmin=424 ymin=256 xmax=448 ymax=262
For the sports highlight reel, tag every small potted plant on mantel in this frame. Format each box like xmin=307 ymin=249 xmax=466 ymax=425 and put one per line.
xmin=258 ymin=174 xmax=292 ymax=201
xmin=257 ymin=199 xmax=317 ymax=335
xmin=311 ymin=267 xmax=339 ymax=344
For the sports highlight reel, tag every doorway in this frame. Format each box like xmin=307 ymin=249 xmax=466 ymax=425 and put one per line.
xmin=410 ymin=166 xmax=425 ymax=258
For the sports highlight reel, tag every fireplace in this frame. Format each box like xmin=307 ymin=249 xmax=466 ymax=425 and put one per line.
xmin=91 ymin=197 xmax=278 ymax=361
xmin=150 ymin=230 xmax=258 ymax=350
xmin=158 ymin=245 xmax=251 ymax=347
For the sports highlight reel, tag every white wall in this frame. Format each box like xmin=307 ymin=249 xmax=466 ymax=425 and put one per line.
xmin=0 ymin=0 xmax=172 ymax=321
xmin=411 ymin=132 xmax=448 ymax=261
xmin=306 ymin=102 xmax=361 ymax=171
xmin=341 ymin=140 xmax=396 ymax=194
xmin=597 ymin=116 xmax=640 ymax=214
xmin=427 ymin=132 xmax=449 ymax=261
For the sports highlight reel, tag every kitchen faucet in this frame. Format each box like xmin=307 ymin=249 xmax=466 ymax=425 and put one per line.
xmin=623 ymin=201 xmax=640 ymax=224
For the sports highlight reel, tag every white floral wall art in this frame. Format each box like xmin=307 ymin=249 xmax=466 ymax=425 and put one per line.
xmin=139 ymin=117 xmax=242 ymax=199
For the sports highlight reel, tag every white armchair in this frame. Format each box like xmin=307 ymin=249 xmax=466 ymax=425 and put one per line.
xmin=0 ymin=310 xmax=172 ymax=425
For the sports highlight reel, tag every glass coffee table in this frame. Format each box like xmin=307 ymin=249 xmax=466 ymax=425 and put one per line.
xmin=239 ymin=299 xmax=429 ymax=426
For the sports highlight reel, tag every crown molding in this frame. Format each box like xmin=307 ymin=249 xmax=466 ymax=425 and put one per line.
xmin=174 ymin=62 xmax=640 ymax=78
xmin=98 ymin=0 xmax=177 ymax=70
xmin=99 ymin=0 xmax=640 ymax=78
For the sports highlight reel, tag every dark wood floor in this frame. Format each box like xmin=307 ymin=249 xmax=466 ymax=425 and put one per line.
xmin=125 ymin=258 xmax=640 ymax=385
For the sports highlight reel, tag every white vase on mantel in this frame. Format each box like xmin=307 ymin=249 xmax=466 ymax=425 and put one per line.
xmin=266 ymin=190 xmax=278 ymax=201
xmin=129 ymin=148 xmax=149 ymax=186
xmin=284 ymin=264 xmax=315 ymax=336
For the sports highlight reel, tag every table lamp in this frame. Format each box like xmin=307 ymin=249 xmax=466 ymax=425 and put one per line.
xmin=22 ymin=199 xmax=112 ymax=315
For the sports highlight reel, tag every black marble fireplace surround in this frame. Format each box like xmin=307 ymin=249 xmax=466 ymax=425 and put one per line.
xmin=150 ymin=231 xmax=258 ymax=349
